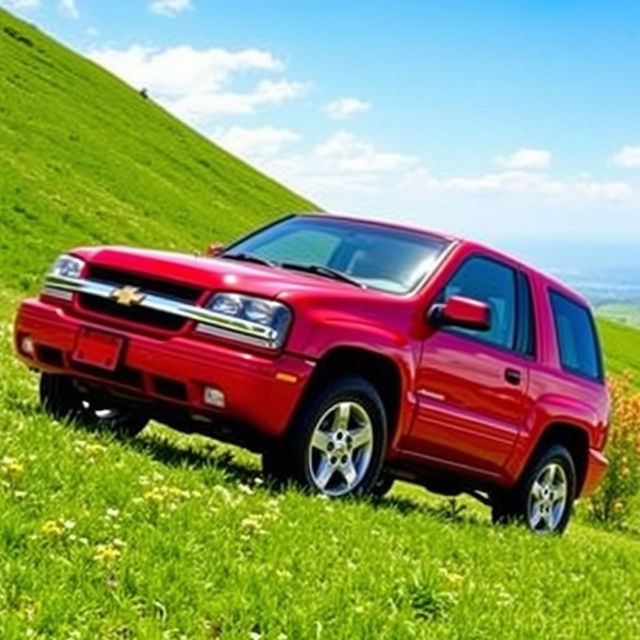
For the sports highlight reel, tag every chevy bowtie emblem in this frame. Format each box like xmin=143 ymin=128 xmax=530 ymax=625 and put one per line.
xmin=110 ymin=285 xmax=146 ymax=306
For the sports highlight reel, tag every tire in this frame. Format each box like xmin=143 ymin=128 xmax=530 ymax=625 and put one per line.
xmin=261 ymin=447 xmax=291 ymax=487
xmin=39 ymin=373 xmax=148 ymax=437
xmin=492 ymin=444 xmax=576 ymax=535
xmin=371 ymin=473 xmax=395 ymax=498
xmin=287 ymin=375 xmax=387 ymax=497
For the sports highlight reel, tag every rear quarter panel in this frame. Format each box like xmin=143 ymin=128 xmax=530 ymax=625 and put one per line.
xmin=503 ymin=271 xmax=609 ymax=485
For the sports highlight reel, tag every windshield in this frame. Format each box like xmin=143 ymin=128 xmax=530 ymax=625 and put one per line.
xmin=224 ymin=216 xmax=451 ymax=293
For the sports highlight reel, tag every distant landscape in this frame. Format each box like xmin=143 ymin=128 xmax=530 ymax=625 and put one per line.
xmin=503 ymin=240 xmax=640 ymax=324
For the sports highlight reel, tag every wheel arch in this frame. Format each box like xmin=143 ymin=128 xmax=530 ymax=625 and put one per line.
xmin=290 ymin=346 xmax=404 ymax=444
xmin=525 ymin=422 xmax=590 ymax=495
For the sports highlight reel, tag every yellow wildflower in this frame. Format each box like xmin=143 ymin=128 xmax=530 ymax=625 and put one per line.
xmin=168 ymin=486 xmax=190 ymax=501
xmin=42 ymin=520 xmax=65 ymax=538
xmin=94 ymin=544 xmax=121 ymax=567
xmin=144 ymin=487 xmax=165 ymax=503
xmin=86 ymin=443 xmax=106 ymax=456
xmin=1 ymin=456 xmax=24 ymax=480
xmin=241 ymin=514 xmax=267 ymax=536
xmin=439 ymin=567 xmax=464 ymax=587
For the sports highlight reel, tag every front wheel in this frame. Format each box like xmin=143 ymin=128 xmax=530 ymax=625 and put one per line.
xmin=288 ymin=376 xmax=387 ymax=497
xmin=40 ymin=374 xmax=148 ymax=437
xmin=492 ymin=444 xmax=576 ymax=534
xmin=371 ymin=473 xmax=395 ymax=498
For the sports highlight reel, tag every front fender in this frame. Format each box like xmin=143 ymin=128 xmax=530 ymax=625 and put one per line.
xmin=285 ymin=309 xmax=420 ymax=453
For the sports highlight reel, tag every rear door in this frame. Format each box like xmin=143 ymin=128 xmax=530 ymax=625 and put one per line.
xmin=409 ymin=255 xmax=535 ymax=476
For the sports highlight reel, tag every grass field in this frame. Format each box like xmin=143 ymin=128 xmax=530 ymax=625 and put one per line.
xmin=599 ymin=319 xmax=640 ymax=384
xmin=2 ymin=8 xmax=640 ymax=639
xmin=598 ymin=303 xmax=640 ymax=329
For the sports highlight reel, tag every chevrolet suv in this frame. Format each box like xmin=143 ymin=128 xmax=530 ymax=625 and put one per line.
xmin=14 ymin=214 xmax=609 ymax=533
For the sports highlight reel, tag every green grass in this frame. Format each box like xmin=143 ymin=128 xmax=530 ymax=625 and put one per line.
xmin=2 ymin=7 xmax=640 ymax=639
xmin=599 ymin=318 xmax=640 ymax=383
xmin=598 ymin=303 xmax=640 ymax=329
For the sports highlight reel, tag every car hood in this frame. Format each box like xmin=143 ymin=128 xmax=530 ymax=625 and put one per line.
xmin=71 ymin=246 xmax=394 ymax=303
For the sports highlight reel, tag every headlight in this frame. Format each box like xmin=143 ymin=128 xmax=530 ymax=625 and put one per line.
xmin=50 ymin=254 xmax=85 ymax=279
xmin=244 ymin=298 xmax=277 ymax=324
xmin=210 ymin=293 xmax=244 ymax=317
xmin=196 ymin=293 xmax=292 ymax=349
xmin=43 ymin=254 xmax=86 ymax=301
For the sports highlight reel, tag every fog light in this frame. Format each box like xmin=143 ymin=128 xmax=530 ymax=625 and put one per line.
xmin=21 ymin=335 xmax=35 ymax=356
xmin=203 ymin=386 xmax=225 ymax=408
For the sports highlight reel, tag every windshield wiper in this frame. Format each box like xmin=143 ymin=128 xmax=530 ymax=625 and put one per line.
xmin=281 ymin=263 xmax=366 ymax=288
xmin=221 ymin=252 xmax=277 ymax=268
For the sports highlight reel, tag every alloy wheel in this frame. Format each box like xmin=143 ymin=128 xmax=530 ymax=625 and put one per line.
xmin=526 ymin=462 xmax=568 ymax=533
xmin=307 ymin=400 xmax=374 ymax=496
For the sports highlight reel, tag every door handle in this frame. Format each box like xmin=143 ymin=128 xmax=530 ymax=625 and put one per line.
xmin=504 ymin=368 xmax=522 ymax=385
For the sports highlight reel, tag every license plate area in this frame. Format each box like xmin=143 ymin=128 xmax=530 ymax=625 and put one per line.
xmin=72 ymin=329 xmax=124 ymax=371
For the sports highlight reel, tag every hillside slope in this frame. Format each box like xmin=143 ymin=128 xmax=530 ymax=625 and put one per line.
xmin=0 ymin=8 xmax=314 ymax=294
xmin=599 ymin=318 xmax=640 ymax=382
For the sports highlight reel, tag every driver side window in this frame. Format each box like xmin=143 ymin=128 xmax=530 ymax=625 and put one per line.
xmin=443 ymin=256 xmax=517 ymax=350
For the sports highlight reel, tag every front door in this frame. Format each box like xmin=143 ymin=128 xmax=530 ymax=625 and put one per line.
xmin=409 ymin=256 xmax=533 ymax=476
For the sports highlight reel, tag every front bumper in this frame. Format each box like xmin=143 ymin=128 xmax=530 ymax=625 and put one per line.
xmin=580 ymin=448 xmax=608 ymax=497
xmin=15 ymin=298 xmax=313 ymax=438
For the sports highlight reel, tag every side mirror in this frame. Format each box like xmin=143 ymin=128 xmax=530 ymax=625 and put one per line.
xmin=428 ymin=295 xmax=491 ymax=331
xmin=205 ymin=243 xmax=225 ymax=258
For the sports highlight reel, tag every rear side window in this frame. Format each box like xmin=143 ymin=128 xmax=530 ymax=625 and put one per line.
xmin=549 ymin=291 xmax=603 ymax=382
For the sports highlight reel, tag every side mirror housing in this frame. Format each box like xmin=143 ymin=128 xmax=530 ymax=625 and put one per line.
xmin=428 ymin=295 xmax=491 ymax=332
xmin=205 ymin=243 xmax=225 ymax=258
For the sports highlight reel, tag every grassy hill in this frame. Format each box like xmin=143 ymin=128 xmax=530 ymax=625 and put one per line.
xmin=1 ymin=8 xmax=640 ymax=639
xmin=0 ymin=8 xmax=314 ymax=294
xmin=599 ymin=318 xmax=640 ymax=383
xmin=598 ymin=303 xmax=640 ymax=329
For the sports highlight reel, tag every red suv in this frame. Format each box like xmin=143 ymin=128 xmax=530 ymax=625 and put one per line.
xmin=14 ymin=214 xmax=609 ymax=533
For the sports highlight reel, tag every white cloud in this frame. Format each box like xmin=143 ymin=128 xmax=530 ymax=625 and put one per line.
xmin=612 ymin=145 xmax=640 ymax=168
xmin=263 ymin=131 xmax=420 ymax=196
xmin=1 ymin=0 xmax=39 ymax=10
xmin=58 ymin=0 xmax=78 ymax=19
xmin=149 ymin=0 xmax=192 ymax=17
xmin=497 ymin=148 xmax=552 ymax=170
xmin=213 ymin=126 xmax=300 ymax=158
xmin=88 ymin=44 xmax=309 ymax=121
xmin=207 ymin=125 xmax=638 ymax=241
xmin=315 ymin=131 xmax=418 ymax=173
xmin=171 ymin=78 xmax=309 ymax=119
xmin=89 ymin=45 xmax=282 ymax=95
xmin=402 ymin=167 xmax=632 ymax=200
xmin=325 ymin=97 xmax=371 ymax=120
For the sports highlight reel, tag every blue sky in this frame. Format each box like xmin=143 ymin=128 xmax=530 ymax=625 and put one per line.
xmin=3 ymin=0 xmax=640 ymax=253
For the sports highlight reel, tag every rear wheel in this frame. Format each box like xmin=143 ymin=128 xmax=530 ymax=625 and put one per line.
xmin=288 ymin=376 xmax=387 ymax=497
xmin=492 ymin=444 xmax=576 ymax=534
xmin=40 ymin=373 xmax=148 ymax=437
